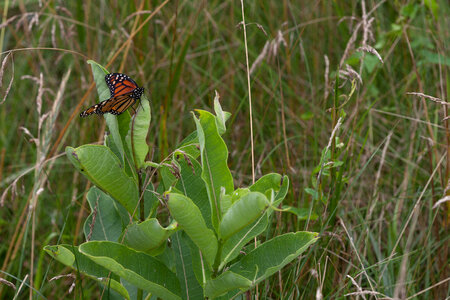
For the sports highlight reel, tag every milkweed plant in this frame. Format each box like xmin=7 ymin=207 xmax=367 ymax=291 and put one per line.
xmin=44 ymin=61 xmax=318 ymax=300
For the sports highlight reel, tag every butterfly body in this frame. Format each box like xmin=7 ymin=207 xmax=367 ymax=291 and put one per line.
xmin=80 ymin=73 xmax=144 ymax=117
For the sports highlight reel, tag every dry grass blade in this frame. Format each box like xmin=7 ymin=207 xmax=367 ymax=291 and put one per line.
xmin=49 ymin=274 xmax=76 ymax=282
xmin=0 ymin=52 xmax=13 ymax=105
xmin=324 ymin=54 xmax=330 ymax=99
xmin=432 ymin=195 xmax=450 ymax=209
xmin=406 ymin=92 xmax=448 ymax=106
xmin=356 ymin=45 xmax=384 ymax=64
xmin=239 ymin=0 xmax=255 ymax=184
xmin=0 ymin=278 xmax=15 ymax=290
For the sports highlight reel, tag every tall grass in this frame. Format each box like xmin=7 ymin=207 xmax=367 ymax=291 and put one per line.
xmin=0 ymin=0 xmax=448 ymax=298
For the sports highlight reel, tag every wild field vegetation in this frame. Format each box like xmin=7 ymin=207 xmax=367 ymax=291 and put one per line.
xmin=0 ymin=0 xmax=448 ymax=299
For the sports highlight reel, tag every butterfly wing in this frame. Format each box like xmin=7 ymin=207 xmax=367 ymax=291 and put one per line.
xmin=98 ymin=93 xmax=137 ymax=115
xmin=80 ymin=98 xmax=112 ymax=117
xmin=80 ymin=73 xmax=144 ymax=117
xmin=79 ymin=102 xmax=101 ymax=117
xmin=80 ymin=93 xmax=138 ymax=117
xmin=105 ymin=73 xmax=140 ymax=97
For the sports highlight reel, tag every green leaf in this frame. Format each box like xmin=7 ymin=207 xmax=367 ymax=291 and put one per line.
xmin=249 ymin=173 xmax=289 ymax=206
xmin=193 ymin=110 xmax=234 ymax=231
xmin=204 ymin=271 xmax=252 ymax=298
xmin=273 ymin=175 xmax=289 ymax=206
xmin=229 ymin=232 xmax=319 ymax=283
xmin=304 ymin=188 xmax=319 ymax=200
xmin=171 ymin=153 xmax=212 ymax=229
xmin=213 ymin=91 xmax=231 ymax=135
xmin=123 ymin=218 xmax=177 ymax=254
xmin=220 ymin=214 xmax=268 ymax=270
xmin=229 ymin=188 xmax=250 ymax=204
xmin=219 ymin=192 xmax=269 ymax=240
xmin=220 ymin=192 xmax=232 ymax=215
xmin=66 ymin=145 xmax=138 ymax=215
xmin=249 ymin=173 xmax=282 ymax=193
xmin=172 ymin=232 xmax=204 ymax=299
xmin=176 ymin=130 xmax=200 ymax=158
xmin=160 ymin=162 xmax=177 ymax=191
xmin=282 ymin=206 xmax=318 ymax=220
xmin=143 ymin=182 xmax=160 ymax=218
xmin=79 ymin=241 xmax=182 ymax=300
xmin=167 ymin=193 xmax=218 ymax=267
xmin=83 ymin=187 xmax=129 ymax=242
xmin=44 ymin=244 xmax=130 ymax=299
xmin=126 ymin=95 xmax=151 ymax=169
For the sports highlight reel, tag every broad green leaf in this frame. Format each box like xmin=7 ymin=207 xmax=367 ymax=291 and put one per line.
xmin=156 ymin=243 xmax=176 ymax=273
xmin=117 ymin=109 xmax=132 ymax=141
xmin=229 ymin=232 xmax=318 ymax=284
xmin=160 ymin=162 xmax=177 ymax=191
xmin=183 ymin=231 xmax=213 ymax=288
xmin=213 ymin=91 xmax=231 ymax=135
xmin=282 ymin=205 xmax=318 ymax=220
xmin=116 ymin=111 xmax=136 ymax=179
xmin=167 ymin=193 xmax=218 ymax=267
xmin=105 ymin=133 xmax=123 ymax=167
xmin=250 ymin=173 xmax=289 ymax=206
xmin=220 ymin=214 xmax=268 ymax=269
xmin=172 ymin=232 xmax=204 ymax=299
xmin=125 ymin=95 xmax=151 ymax=169
xmin=220 ymin=192 xmax=232 ymax=215
xmin=105 ymin=128 xmax=137 ymax=181
xmin=204 ymin=271 xmax=252 ymax=298
xmin=66 ymin=145 xmax=138 ymax=215
xmin=219 ymin=192 xmax=269 ymax=240
xmin=229 ymin=188 xmax=250 ymax=204
xmin=176 ymin=130 xmax=200 ymax=158
xmin=123 ymin=218 xmax=177 ymax=254
xmin=193 ymin=110 xmax=234 ymax=231
xmin=83 ymin=187 xmax=129 ymax=242
xmin=171 ymin=153 xmax=212 ymax=229
xmin=121 ymin=279 xmax=149 ymax=300
xmin=44 ymin=244 xmax=130 ymax=299
xmin=143 ymin=182 xmax=160 ymax=218
xmin=249 ymin=173 xmax=282 ymax=194
xmin=80 ymin=241 xmax=181 ymax=300
xmin=273 ymin=175 xmax=289 ymax=206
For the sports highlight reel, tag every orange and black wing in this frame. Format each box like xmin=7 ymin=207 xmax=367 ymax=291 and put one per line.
xmin=80 ymin=93 xmax=138 ymax=117
xmin=80 ymin=73 xmax=144 ymax=117
xmin=105 ymin=73 xmax=140 ymax=97
xmin=79 ymin=102 xmax=101 ymax=117
xmin=98 ymin=93 xmax=137 ymax=115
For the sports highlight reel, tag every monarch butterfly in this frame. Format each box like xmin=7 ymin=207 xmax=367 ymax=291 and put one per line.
xmin=80 ymin=73 xmax=144 ymax=117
